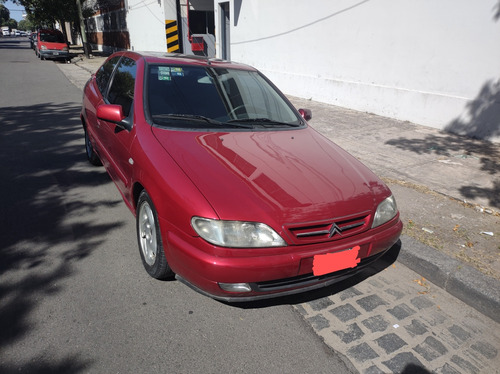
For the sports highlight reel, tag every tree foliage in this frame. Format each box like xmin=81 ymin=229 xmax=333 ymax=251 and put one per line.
xmin=0 ymin=4 xmax=17 ymax=29
xmin=18 ymin=18 xmax=33 ymax=30
xmin=0 ymin=3 xmax=10 ymax=24
xmin=13 ymin=0 xmax=81 ymax=28
xmin=0 ymin=2 xmax=19 ymax=29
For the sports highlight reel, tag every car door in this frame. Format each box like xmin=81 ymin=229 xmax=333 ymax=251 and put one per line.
xmin=84 ymin=55 xmax=122 ymax=162
xmin=99 ymin=56 xmax=138 ymax=201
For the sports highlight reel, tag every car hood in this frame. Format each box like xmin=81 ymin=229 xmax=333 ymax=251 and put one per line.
xmin=152 ymin=126 xmax=390 ymax=227
xmin=39 ymin=41 xmax=66 ymax=50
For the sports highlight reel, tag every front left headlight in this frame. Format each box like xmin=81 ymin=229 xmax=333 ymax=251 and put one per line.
xmin=372 ymin=195 xmax=398 ymax=228
xmin=191 ymin=217 xmax=287 ymax=248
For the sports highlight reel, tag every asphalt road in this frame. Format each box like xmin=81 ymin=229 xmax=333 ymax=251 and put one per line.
xmin=0 ymin=38 xmax=356 ymax=373
xmin=3 ymin=38 xmax=500 ymax=374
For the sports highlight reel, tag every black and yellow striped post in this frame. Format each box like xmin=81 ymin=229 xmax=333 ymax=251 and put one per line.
xmin=165 ymin=20 xmax=180 ymax=53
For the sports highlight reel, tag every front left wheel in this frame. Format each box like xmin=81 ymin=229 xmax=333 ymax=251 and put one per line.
xmin=136 ymin=191 xmax=174 ymax=280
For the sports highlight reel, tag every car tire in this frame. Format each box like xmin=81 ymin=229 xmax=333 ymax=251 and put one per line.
xmin=84 ymin=128 xmax=102 ymax=166
xmin=136 ymin=191 xmax=174 ymax=280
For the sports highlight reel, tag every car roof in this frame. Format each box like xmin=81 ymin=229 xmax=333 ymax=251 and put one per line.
xmin=117 ymin=51 xmax=257 ymax=71
xmin=38 ymin=29 xmax=63 ymax=34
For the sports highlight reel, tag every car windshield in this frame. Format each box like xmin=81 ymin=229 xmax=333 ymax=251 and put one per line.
xmin=40 ymin=31 xmax=65 ymax=43
xmin=146 ymin=64 xmax=303 ymax=130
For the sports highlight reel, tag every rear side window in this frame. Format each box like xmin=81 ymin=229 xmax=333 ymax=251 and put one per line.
xmin=107 ymin=57 xmax=137 ymax=117
xmin=96 ymin=56 xmax=121 ymax=96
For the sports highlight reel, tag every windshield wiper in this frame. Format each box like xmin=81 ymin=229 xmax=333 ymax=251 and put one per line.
xmin=154 ymin=114 xmax=253 ymax=128
xmin=227 ymin=118 xmax=301 ymax=127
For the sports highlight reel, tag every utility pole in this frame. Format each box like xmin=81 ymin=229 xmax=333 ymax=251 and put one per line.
xmin=76 ymin=0 xmax=91 ymax=58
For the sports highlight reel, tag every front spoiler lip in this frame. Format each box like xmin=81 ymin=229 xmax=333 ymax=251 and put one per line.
xmin=176 ymin=272 xmax=355 ymax=302
xmin=175 ymin=245 xmax=391 ymax=302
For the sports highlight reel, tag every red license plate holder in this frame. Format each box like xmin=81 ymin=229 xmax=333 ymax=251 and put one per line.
xmin=312 ymin=245 xmax=361 ymax=276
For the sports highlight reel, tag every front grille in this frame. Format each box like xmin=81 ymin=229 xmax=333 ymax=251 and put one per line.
xmin=285 ymin=212 xmax=370 ymax=244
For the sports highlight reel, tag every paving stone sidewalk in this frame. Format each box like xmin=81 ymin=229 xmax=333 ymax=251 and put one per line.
xmin=294 ymin=253 xmax=500 ymax=374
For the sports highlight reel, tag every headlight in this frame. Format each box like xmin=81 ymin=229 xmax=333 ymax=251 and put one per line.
xmin=62 ymin=47 xmax=69 ymax=51
xmin=191 ymin=217 xmax=286 ymax=248
xmin=40 ymin=45 xmax=47 ymax=50
xmin=372 ymin=195 xmax=398 ymax=228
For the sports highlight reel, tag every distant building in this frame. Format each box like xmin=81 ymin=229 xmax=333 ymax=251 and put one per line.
xmin=82 ymin=0 xmax=215 ymax=56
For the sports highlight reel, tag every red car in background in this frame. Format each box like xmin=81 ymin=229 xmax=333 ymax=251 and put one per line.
xmin=81 ymin=51 xmax=402 ymax=301
xmin=36 ymin=29 xmax=69 ymax=61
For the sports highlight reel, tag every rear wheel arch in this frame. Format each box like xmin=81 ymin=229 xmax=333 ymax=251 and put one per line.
xmin=82 ymin=116 xmax=102 ymax=166
xmin=80 ymin=114 xmax=87 ymax=131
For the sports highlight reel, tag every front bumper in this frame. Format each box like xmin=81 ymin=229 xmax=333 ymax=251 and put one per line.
xmin=162 ymin=216 xmax=403 ymax=301
xmin=176 ymin=246 xmax=394 ymax=302
xmin=39 ymin=49 xmax=69 ymax=59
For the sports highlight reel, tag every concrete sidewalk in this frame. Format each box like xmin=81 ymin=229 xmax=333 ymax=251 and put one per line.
xmin=289 ymin=96 xmax=500 ymax=213
xmin=56 ymin=53 xmax=500 ymax=323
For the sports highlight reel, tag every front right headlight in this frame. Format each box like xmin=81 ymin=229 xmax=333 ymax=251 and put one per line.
xmin=191 ymin=217 xmax=286 ymax=248
xmin=372 ymin=195 xmax=398 ymax=228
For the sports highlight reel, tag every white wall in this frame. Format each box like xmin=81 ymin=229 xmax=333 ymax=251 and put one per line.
xmin=216 ymin=0 xmax=500 ymax=142
xmin=127 ymin=0 xmax=215 ymax=54
xmin=127 ymin=0 xmax=172 ymax=52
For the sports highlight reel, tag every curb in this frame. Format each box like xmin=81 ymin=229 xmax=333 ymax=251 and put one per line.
xmin=398 ymin=235 xmax=500 ymax=323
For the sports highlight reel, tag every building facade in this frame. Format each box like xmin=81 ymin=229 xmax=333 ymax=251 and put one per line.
xmin=82 ymin=0 xmax=216 ymax=55
xmin=84 ymin=0 xmax=500 ymax=142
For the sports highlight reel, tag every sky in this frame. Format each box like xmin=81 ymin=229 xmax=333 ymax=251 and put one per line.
xmin=3 ymin=0 xmax=26 ymax=22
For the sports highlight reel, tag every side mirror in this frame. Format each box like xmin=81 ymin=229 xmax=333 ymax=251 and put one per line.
xmin=298 ymin=108 xmax=312 ymax=121
xmin=97 ymin=104 xmax=132 ymax=131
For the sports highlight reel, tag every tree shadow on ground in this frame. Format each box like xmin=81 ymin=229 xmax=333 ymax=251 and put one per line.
xmin=0 ymin=354 xmax=91 ymax=374
xmin=0 ymin=38 xmax=31 ymax=50
xmin=384 ymin=78 xmax=500 ymax=209
xmin=385 ymin=131 xmax=500 ymax=209
xmin=445 ymin=79 xmax=500 ymax=141
xmin=0 ymin=102 xmax=123 ymax=373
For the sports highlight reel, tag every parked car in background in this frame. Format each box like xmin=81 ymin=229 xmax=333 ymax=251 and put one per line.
xmin=30 ymin=32 xmax=37 ymax=49
xmin=81 ymin=51 xmax=402 ymax=301
xmin=36 ymin=29 xmax=69 ymax=62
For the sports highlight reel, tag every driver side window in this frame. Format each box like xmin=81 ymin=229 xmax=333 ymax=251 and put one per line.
xmin=107 ymin=57 xmax=137 ymax=117
xmin=96 ymin=56 xmax=121 ymax=96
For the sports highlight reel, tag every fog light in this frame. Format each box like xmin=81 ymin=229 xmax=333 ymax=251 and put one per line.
xmin=218 ymin=282 xmax=252 ymax=292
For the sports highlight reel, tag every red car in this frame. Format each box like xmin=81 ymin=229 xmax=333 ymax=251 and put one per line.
xmin=81 ymin=51 xmax=402 ymax=301
xmin=36 ymin=29 xmax=69 ymax=61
